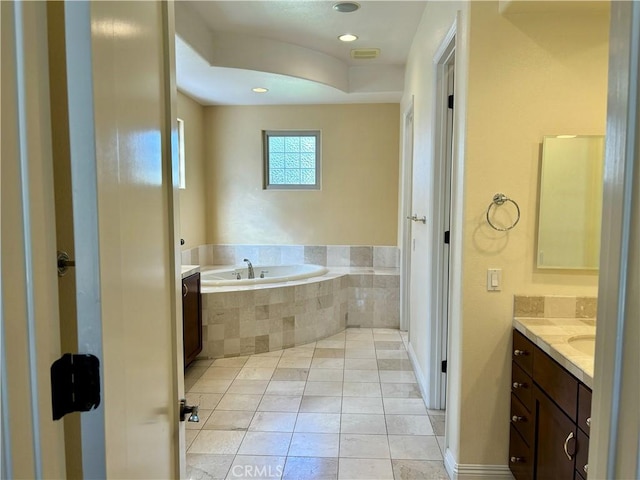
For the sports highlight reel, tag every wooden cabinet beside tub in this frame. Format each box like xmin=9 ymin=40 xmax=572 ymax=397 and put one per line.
xmin=182 ymin=272 xmax=202 ymax=367
xmin=509 ymin=329 xmax=592 ymax=480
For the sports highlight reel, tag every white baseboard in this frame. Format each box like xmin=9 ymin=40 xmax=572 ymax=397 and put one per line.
xmin=445 ymin=449 xmax=514 ymax=480
xmin=407 ymin=342 xmax=431 ymax=407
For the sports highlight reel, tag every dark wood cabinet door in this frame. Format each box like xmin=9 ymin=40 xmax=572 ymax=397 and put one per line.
xmin=535 ymin=385 xmax=577 ymax=480
xmin=182 ymin=273 xmax=202 ymax=367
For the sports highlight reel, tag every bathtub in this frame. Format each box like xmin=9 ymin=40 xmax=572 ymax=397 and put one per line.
xmin=201 ymin=264 xmax=329 ymax=287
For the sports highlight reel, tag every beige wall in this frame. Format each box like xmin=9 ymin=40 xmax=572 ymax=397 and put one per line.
xmin=177 ymin=91 xmax=207 ymax=250
xmin=402 ymin=0 xmax=609 ymax=470
xmin=204 ymin=104 xmax=400 ymax=245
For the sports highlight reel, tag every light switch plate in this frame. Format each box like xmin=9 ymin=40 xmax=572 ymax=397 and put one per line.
xmin=487 ymin=268 xmax=502 ymax=291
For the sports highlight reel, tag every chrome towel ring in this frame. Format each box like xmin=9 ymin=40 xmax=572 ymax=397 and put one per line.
xmin=486 ymin=193 xmax=520 ymax=231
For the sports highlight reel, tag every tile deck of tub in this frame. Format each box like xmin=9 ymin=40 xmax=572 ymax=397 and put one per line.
xmin=184 ymin=328 xmax=448 ymax=480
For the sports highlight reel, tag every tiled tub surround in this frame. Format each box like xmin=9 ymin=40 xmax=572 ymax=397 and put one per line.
xmin=181 ymin=244 xmax=400 ymax=269
xmin=201 ymin=268 xmax=399 ymax=359
xmin=513 ymin=295 xmax=597 ymax=388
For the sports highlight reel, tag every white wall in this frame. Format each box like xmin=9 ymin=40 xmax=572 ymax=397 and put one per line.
xmin=401 ymin=0 xmax=609 ymax=471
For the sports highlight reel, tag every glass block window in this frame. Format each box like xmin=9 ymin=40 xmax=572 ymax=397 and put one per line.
xmin=263 ymin=130 xmax=321 ymax=189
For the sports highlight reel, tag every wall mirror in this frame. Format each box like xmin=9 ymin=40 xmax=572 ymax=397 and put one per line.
xmin=537 ymin=135 xmax=605 ymax=270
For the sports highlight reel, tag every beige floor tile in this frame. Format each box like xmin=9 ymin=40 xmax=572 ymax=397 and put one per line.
xmin=294 ymin=413 xmax=341 ymax=433
xmin=188 ymin=430 xmax=245 ymax=455
xmin=307 ymin=368 xmax=344 ymax=382
xmin=249 ymin=412 xmax=297 ymax=432
xmin=186 ymin=393 xmax=223 ymax=410
xmin=430 ymin=415 xmax=446 ymax=436
xmin=265 ymin=380 xmax=306 ymax=396
xmin=216 ymin=394 xmax=262 ymax=412
xmin=304 ymin=381 xmax=343 ymax=396
xmin=204 ymin=411 xmax=254 ymax=431
xmin=343 ymin=382 xmax=382 ymax=397
xmin=374 ymin=341 xmax=405 ymax=350
xmin=340 ymin=414 xmax=387 ymax=434
xmin=235 ymin=367 xmax=275 ymax=381
xmin=201 ymin=367 xmax=242 ymax=380
xmin=388 ymin=435 xmax=442 ymax=460
xmin=338 ymin=458 xmax=393 ymax=480
xmin=343 ymin=369 xmax=380 ymax=383
xmin=344 ymin=348 xmax=377 ymax=359
xmin=228 ymin=455 xmax=286 ymax=480
xmin=190 ymin=359 xmax=215 ymax=367
xmin=344 ymin=358 xmax=378 ymax=370
xmin=345 ymin=340 xmax=375 ymax=350
xmin=212 ymin=356 xmax=249 ymax=368
xmin=252 ymin=350 xmax=284 ymax=358
xmin=391 ymin=459 xmax=449 ymax=480
xmin=244 ymin=356 xmax=281 ymax=369
xmin=310 ymin=358 xmax=345 ymax=369
xmin=427 ymin=409 xmax=446 ymax=416
xmin=288 ymin=432 xmax=340 ymax=457
xmin=339 ymin=433 xmax=390 ymax=458
xmin=271 ymin=368 xmax=309 ymax=381
xmin=376 ymin=350 xmax=409 ymax=360
xmin=314 ymin=340 xmax=345 ymax=349
xmin=299 ymin=396 xmax=342 ymax=413
xmin=280 ymin=347 xmax=315 ymax=358
xmin=342 ymin=396 xmax=384 ymax=414
xmin=381 ymin=383 xmax=422 ymax=398
xmin=277 ymin=357 xmax=312 ymax=369
xmin=282 ymin=457 xmax=338 ymax=480
xmin=190 ymin=378 xmax=234 ymax=394
xmin=238 ymin=432 xmax=292 ymax=456
xmin=378 ymin=371 xmax=416 ymax=384
xmin=383 ymin=398 xmax=427 ymax=415
xmin=436 ymin=436 xmax=445 ymax=455
xmin=313 ymin=348 xmax=345 ymax=358
xmin=227 ymin=380 xmax=269 ymax=395
xmin=186 ymin=453 xmax=234 ymax=479
xmin=377 ymin=359 xmax=414 ymax=371
xmin=385 ymin=415 xmax=434 ymax=435
xmin=257 ymin=395 xmax=302 ymax=413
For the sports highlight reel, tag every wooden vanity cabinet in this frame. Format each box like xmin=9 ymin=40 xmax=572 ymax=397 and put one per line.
xmin=182 ymin=272 xmax=202 ymax=368
xmin=509 ymin=329 xmax=592 ymax=480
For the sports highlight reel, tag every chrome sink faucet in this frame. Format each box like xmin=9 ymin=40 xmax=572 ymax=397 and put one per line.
xmin=243 ymin=258 xmax=255 ymax=279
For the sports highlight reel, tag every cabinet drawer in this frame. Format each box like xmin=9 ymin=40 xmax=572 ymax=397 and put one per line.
xmin=534 ymin=348 xmax=579 ymax=420
xmin=512 ymin=362 xmax=533 ymax=411
xmin=509 ymin=425 xmax=533 ymax=480
xmin=578 ymin=384 xmax=592 ymax=435
xmin=575 ymin=428 xmax=589 ymax=478
xmin=511 ymin=393 xmax=533 ymax=444
xmin=513 ymin=330 xmax=534 ymax=376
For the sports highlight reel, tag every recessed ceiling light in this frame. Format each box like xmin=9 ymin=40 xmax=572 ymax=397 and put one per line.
xmin=338 ymin=34 xmax=358 ymax=42
xmin=252 ymin=87 xmax=268 ymax=93
xmin=333 ymin=2 xmax=360 ymax=13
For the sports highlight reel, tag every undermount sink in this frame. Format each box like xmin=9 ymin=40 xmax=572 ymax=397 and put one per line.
xmin=567 ymin=334 xmax=596 ymax=357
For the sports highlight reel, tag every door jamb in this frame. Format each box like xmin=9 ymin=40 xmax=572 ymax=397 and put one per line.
xmin=400 ymin=98 xmax=415 ymax=333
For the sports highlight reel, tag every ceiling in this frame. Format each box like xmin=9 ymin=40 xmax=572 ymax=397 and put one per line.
xmin=175 ymin=1 xmax=427 ymax=105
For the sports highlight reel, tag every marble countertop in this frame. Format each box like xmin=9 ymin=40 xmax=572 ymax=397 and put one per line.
xmin=513 ymin=317 xmax=596 ymax=389
xmin=181 ymin=265 xmax=199 ymax=279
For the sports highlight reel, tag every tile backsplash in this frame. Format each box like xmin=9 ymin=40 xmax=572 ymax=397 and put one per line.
xmin=182 ymin=244 xmax=400 ymax=268
xmin=514 ymin=295 xmax=598 ymax=319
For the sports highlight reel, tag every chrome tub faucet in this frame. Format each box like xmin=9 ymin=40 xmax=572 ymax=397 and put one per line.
xmin=243 ymin=258 xmax=255 ymax=279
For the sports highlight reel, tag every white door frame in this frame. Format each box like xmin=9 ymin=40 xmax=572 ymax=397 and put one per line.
xmin=400 ymin=99 xmax=415 ymax=332
xmin=427 ymin=25 xmax=456 ymax=410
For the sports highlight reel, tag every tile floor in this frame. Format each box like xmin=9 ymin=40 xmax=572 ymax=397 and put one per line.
xmin=184 ymin=328 xmax=448 ymax=480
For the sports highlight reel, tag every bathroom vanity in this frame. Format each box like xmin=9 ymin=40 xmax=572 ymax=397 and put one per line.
xmin=509 ymin=320 xmax=594 ymax=480
xmin=182 ymin=267 xmax=202 ymax=367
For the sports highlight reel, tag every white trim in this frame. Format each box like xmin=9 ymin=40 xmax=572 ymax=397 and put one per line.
xmin=445 ymin=449 xmax=514 ymax=480
xmin=407 ymin=342 xmax=430 ymax=403
xmin=399 ymin=98 xmax=414 ymax=332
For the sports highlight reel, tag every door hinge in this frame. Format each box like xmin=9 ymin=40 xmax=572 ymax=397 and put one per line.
xmin=441 ymin=360 xmax=447 ymax=373
xmin=51 ymin=353 xmax=101 ymax=420
xmin=448 ymin=95 xmax=454 ymax=109
xmin=444 ymin=231 xmax=450 ymax=244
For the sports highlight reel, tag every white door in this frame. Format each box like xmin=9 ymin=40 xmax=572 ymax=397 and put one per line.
xmin=2 ymin=1 xmax=185 ymax=477
xmin=400 ymin=104 xmax=415 ymax=332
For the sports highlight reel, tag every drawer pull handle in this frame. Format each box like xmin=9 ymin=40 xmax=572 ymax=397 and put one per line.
xmin=586 ymin=417 xmax=591 ymax=427
xmin=183 ymin=284 xmax=188 ymax=297
xmin=512 ymin=382 xmax=526 ymax=389
xmin=510 ymin=456 xmax=524 ymax=464
xmin=514 ymin=349 xmax=528 ymax=356
xmin=584 ymin=464 xmax=588 ymax=474
xmin=563 ymin=431 xmax=575 ymax=460
xmin=512 ymin=415 xmax=525 ymax=422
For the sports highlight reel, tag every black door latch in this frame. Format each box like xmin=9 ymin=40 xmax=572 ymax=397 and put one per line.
xmin=51 ymin=353 xmax=101 ymax=420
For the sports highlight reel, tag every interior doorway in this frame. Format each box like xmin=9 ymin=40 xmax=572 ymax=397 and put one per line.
xmin=400 ymin=100 xmax=415 ymax=333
